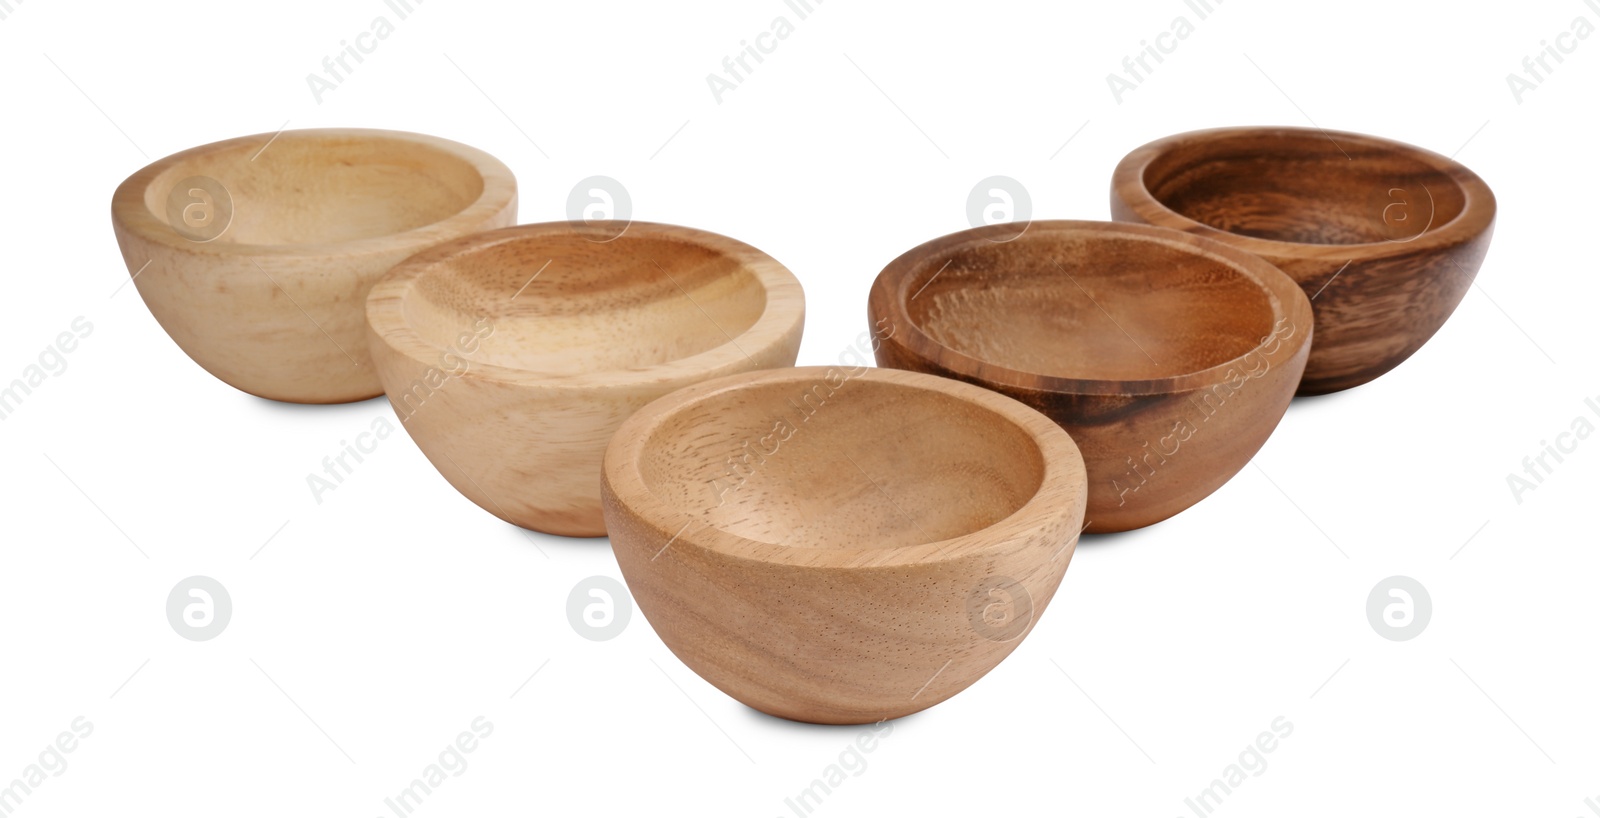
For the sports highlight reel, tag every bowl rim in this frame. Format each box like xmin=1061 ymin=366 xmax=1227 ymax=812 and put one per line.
xmin=602 ymin=365 xmax=1088 ymax=569
xmin=110 ymin=127 xmax=517 ymax=258
xmin=1111 ymin=125 xmax=1497 ymax=259
xmin=868 ymin=219 xmax=1315 ymax=397
xmin=366 ymin=220 xmax=806 ymax=392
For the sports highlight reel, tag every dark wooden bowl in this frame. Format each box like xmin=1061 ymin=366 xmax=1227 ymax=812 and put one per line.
xmin=868 ymin=220 xmax=1312 ymax=533
xmin=1112 ymin=126 xmax=1496 ymax=395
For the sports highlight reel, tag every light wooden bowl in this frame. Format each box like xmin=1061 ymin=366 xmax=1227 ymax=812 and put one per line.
xmin=601 ymin=366 xmax=1086 ymax=724
xmin=111 ymin=128 xmax=517 ymax=403
xmin=1112 ymin=126 xmax=1496 ymax=395
xmin=367 ymin=221 xmax=805 ymax=537
xmin=869 ymin=220 xmax=1313 ymax=533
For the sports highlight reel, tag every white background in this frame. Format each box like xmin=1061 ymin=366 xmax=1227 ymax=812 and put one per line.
xmin=1 ymin=0 xmax=1595 ymax=815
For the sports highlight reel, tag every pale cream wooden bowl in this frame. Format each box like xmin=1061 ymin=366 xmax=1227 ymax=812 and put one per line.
xmin=601 ymin=366 xmax=1088 ymax=724
xmin=367 ymin=221 xmax=805 ymax=537
xmin=111 ymin=128 xmax=517 ymax=403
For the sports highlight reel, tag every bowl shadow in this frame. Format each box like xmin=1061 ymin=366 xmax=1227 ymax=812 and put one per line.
xmin=732 ymin=698 xmax=931 ymax=734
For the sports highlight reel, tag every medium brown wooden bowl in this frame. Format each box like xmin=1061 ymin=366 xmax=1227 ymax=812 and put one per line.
xmin=601 ymin=366 xmax=1087 ymax=724
xmin=1112 ymin=126 xmax=1496 ymax=395
xmin=111 ymin=128 xmax=517 ymax=403
xmin=868 ymin=220 xmax=1312 ymax=533
xmin=367 ymin=221 xmax=805 ymax=537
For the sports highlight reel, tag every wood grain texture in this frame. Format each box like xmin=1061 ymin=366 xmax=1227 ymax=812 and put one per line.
xmin=868 ymin=220 xmax=1312 ymax=533
xmin=368 ymin=221 xmax=805 ymax=537
xmin=1111 ymin=126 xmax=1496 ymax=395
xmin=601 ymin=366 xmax=1087 ymax=724
xmin=110 ymin=128 xmax=517 ymax=403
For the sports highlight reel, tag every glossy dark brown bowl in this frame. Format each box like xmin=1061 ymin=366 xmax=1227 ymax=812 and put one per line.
xmin=868 ymin=220 xmax=1312 ymax=533
xmin=1112 ymin=126 xmax=1495 ymax=395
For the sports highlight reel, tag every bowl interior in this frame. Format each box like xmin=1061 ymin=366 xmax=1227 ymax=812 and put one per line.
xmin=143 ymin=133 xmax=484 ymax=245
xmin=637 ymin=375 xmax=1046 ymax=549
xmin=402 ymin=231 xmax=767 ymax=376
xmin=903 ymin=230 xmax=1276 ymax=381
xmin=1142 ymin=131 xmax=1467 ymax=245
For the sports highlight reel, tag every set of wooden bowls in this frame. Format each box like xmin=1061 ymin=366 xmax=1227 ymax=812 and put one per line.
xmin=112 ymin=125 xmax=1495 ymax=724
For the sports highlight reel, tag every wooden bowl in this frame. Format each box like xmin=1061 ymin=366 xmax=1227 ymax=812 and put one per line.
xmin=367 ymin=221 xmax=805 ymax=537
xmin=601 ymin=366 xmax=1087 ymax=724
xmin=868 ymin=220 xmax=1313 ymax=533
xmin=111 ymin=128 xmax=517 ymax=403
xmin=1112 ymin=126 xmax=1496 ymax=395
